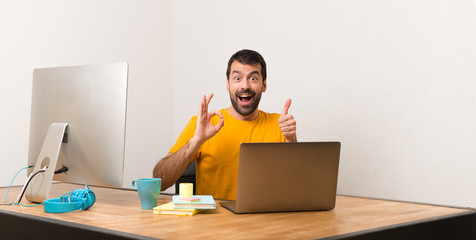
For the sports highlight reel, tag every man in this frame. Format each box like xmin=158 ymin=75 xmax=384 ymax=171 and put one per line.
xmin=153 ymin=49 xmax=297 ymax=200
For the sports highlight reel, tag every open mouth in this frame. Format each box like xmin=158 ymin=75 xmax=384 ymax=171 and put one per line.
xmin=238 ymin=94 xmax=253 ymax=104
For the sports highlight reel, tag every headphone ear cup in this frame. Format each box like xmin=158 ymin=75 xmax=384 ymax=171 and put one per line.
xmin=83 ymin=189 xmax=96 ymax=209
xmin=71 ymin=188 xmax=96 ymax=209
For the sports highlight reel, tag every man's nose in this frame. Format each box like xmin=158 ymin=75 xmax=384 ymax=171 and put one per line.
xmin=240 ymin=79 xmax=251 ymax=89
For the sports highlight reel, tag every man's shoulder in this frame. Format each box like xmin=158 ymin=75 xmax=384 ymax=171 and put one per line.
xmin=187 ymin=115 xmax=198 ymax=123
xmin=258 ymin=110 xmax=280 ymax=120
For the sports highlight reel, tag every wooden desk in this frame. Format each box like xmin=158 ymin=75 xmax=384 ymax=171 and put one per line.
xmin=0 ymin=183 xmax=474 ymax=239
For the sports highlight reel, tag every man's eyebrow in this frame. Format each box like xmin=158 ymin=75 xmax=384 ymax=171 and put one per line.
xmin=249 ymin=71 xmax=260 ymax=76
xmin=231 ymin=70 xmax=260 ymax=76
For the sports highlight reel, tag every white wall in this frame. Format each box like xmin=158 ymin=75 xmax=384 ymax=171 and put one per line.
xmin=2 ymin=0 xmax=476 ymax=208
xmin=172 ymin=0 xmax=476 ymax=208
xmin=0 ymin=0 xmax=173 ymax=189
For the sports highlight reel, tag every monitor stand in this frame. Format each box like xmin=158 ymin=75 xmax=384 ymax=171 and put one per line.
xmin=25 ymin=122 xmax=68 ymax=203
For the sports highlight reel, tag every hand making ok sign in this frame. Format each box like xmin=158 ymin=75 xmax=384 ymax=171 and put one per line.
xmin=193 ymin=93 xmax=225 ymax=145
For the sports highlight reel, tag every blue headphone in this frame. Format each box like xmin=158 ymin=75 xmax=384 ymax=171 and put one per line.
xmin=43 ymin=185 xmax=96 ymax=213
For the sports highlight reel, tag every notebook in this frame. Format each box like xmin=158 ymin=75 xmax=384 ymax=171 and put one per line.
xmin=153 ymin=202 xmax=206 ymax=216
xmin=220 ymin=142 xmax=341 ymax=214
xmin=172 ymin=195 xmax=216 ymax=209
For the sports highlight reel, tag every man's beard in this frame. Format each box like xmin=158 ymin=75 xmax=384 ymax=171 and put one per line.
xmin=230 ymin=89 xmax=262 ymax=116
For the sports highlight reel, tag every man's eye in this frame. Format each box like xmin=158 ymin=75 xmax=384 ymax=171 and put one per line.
xmin=250 ymin=76 xmax=257 ymax=81
xmin=234 ymin=76 xmax=241 ymax=81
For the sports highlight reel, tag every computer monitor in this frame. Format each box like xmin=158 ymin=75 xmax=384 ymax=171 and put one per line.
xmin=25 ymin=62 xmax=128 ymax=203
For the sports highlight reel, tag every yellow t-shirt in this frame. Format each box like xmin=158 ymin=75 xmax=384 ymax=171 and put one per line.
xmin=169 ymin=108 xmax=285 ymax=200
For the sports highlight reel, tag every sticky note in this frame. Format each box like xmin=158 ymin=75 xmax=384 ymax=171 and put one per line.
xmin=179 ymin=197 xmax=201 ymax=203
xmin=179 ymin=183 xmax=193 ymax=199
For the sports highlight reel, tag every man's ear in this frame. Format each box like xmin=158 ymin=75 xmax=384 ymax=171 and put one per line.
xmin=262 ymin=79 xmax=267 ymax=93
xmin=226 ymin=79 xmax=230 ymax=92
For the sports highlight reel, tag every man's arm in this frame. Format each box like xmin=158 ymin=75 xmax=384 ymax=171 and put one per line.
xmin=153 ymin=137 xmax=202 ymax=191
xmin=152 ymin=94 xmax=224 ymax=191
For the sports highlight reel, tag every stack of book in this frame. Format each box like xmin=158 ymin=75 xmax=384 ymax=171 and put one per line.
xmin=153 ymin=195 xmax=216 ymax=216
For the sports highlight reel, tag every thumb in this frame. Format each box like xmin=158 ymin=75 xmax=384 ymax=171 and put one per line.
xmin=281 ymin=98 xmax=292 ymax=116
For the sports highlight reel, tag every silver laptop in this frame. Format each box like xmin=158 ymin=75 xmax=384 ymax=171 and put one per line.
xmin=220 ymin=142 xmax=340 ymax=214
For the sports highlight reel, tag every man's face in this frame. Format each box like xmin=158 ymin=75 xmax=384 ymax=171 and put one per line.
xmin=227 ymin=60 xmax=267 ymax=117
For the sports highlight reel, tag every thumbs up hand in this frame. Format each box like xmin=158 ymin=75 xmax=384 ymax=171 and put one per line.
xmin=278 ymin=98 xmax=297 ymax=142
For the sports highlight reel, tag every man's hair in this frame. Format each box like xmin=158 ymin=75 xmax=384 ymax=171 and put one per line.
xmin=226 ymin=49 xmax=267 ymax=81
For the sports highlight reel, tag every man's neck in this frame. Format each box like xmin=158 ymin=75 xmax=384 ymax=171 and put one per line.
xmin=227 ymin=106 xmax=259 ymax=121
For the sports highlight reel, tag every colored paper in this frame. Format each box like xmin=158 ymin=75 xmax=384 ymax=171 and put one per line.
xmin=179 ymin=197 xmax=201 ymax=203
xmin=179 ymin=183 xmax=193 ymax=199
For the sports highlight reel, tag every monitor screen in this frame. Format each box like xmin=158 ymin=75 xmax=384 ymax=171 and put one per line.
xmin=25 ymin=62 xmax=128 ymax=202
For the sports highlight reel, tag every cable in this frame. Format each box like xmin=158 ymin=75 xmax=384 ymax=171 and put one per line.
xmin=8 ymin=202 xmax=43 ymax=207
xmin=14 ymin=166 xmax=47 ymax=204
xmin=54 ymin=165 xmax=68 ymax=174
xmin=7 ymin=201 xmax=43 ymax=207
xmin=3 ymin=166 xmax=32 ymax=206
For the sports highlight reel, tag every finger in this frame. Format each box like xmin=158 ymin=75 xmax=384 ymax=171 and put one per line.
xmin=279 ymin=119 xmax=296 ymax=128
xmin=209 ymin=109 xmax=223 ymax=120
xmin=278 ymin=114 xmax=294 ymax=124
xmin=198 ymin=95 xmax=203 ymax=116
xmin=199 ymin=95 xmax=207 ymax=116
xmin=212 ymin=109 xmax=224 ymax=119
xmin=204 ymin=93 xmax=214 ymax=113
xmin=281 ymin=98 xmax=292 ymax=116
xmin=210 ymin=109 xmax=225 ymax=131
xmin=280 ymin=125 xmax=296 ymax=132
xmin=215 ymin=117 xmax=225 ymax=131
xmin=206 ymin=93 xmax=214 ymax=106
